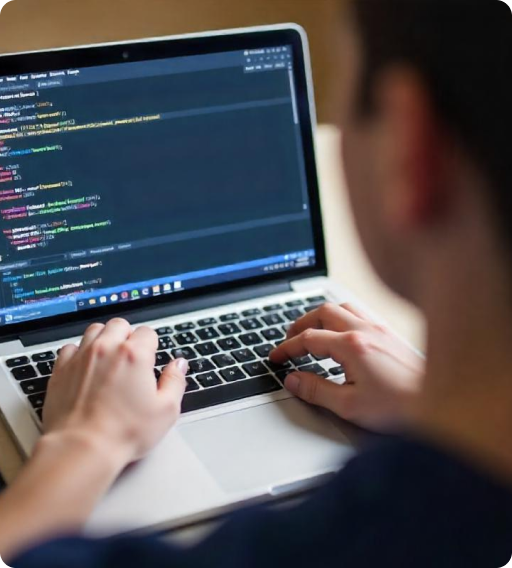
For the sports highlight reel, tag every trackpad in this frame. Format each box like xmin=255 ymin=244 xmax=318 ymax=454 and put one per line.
xmin=178 ymin=398 xmax=354 ymax=495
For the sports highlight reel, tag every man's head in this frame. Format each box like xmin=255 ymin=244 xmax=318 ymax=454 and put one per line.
xmin=339 ymin=0 xmax=511 ymax=304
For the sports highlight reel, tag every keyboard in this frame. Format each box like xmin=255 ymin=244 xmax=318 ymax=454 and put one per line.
xmin=3 ymin=294 xmax=345 ymax=423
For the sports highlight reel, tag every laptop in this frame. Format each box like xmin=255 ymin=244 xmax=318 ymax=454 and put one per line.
xmin=0 ymin=24 xmax=360 ymax=535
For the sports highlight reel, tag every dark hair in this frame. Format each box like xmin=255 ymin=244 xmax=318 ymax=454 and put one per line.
xmin=352 ymin=0 xmax=512 ymax=241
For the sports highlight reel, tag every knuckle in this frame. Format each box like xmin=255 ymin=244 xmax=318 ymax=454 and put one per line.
xmin=118 ymin=342 xmax=139 ymax=362
xmin=321 ymin=302 xmax=339 ymax=318
xmin=301 ymin=328 xmax=316 ymax=344
xmin=345 ymin=331 xmax=369 ymax=355
xmin=110 ymin=317 xmax=130 ymax=328
xmin=144 ymin=326 xmax=158 ymax=339
xmin=89 ymin=340 xmax=107 ymax=358
xmin=372 ymin=323 xmax=388 ymax=335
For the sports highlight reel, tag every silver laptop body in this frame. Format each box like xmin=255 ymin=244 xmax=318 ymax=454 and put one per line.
xmin=0 ymin=24 xmax=359 ymax=535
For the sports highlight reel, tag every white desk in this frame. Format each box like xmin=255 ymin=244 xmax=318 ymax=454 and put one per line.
xmin=0 ymin=125 xmax=424 ymax=485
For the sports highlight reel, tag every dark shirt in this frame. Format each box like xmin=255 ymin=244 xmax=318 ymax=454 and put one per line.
xmin=13 ymin=437 xmax=512 ymax=568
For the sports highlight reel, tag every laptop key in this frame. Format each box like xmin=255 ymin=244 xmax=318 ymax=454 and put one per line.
xmin=155 ymin=351 xmax=171 ymax=366
xmin=196 ymin=342 xmax=219 ymax=357
xmin=305 ymin=304 xmax=324 ymax=313
xmin=28 ymin=392 xmax=46 ymax=409
xmin=5 ymin=356 xmax=30 ymax=368
xmin=263 ymin=304 xmax=283 ymax=312
xmin=189 ymin=358 xmax=215 ymax=374
xmin=156 ymin=326 xmax=172 ymax=336
xmin=171 ymin=347 xmax=196 ymax=360
xmin=37 ymin=361 xmax=54 ymax=376
xmin=298 ymin=363 xmax=325 ymax=375
xmin=307 ymin=296 xmax=327 ymax=304
xmin=243 ymin=361 xmax=268 ymax=377
xmin=20 ymin=376 xmax=50 ymax=395
xmin=11 ymin=365 xmax=37 ymax=381
xmin=312 ymin=354 xmax=329 ymax=362
xmin=217 ymin=337 xmax=241 ymax=351
xmin=232 ymin=348 xmax=256 ymax=363
xmin=285 ymin=299 xmax=304 ymax=307
xmin=32 ymin=351 xmax=55 ymax=363
xmin=239 ymin=332 xmax=262 ymax=346
xmin=212 ymin=354 xmax=237 ymax=368
xmin=254 ymin=344 xmax=274 ymax=358
xmin=218 ymin=323 xmax=241 ymax=336
xmin=276 ymin=369 xmax=296 ymax=383
xmin=262 ymin=328 xmax=284 ymax=341
xmin=240 ymin=318 xmax=262 ymax=331
xmin=267 ymin=360 xmax=292 ymax=372
xmin=219 ymin=313 xmax=239 ymax=322
xmin=154 ymin=368 xmax=162 ymax=380
xmin=158 ymin=336 xmax=175 ymax=350
xmin=181 ymin=375 xmax=282 ymax=413
xmin=36 ymin=408 xmax=43 ymax=421
xmin=292 ymin=355 xmax=312 ymax=366
xmin=262 ymin=313 xmax=284 ymax=326
xmin=175 ymin=332 xmax=198 ymax=345
xmin=196 ymin=327 xmax=220 ymax=341
xmin=186 ymin=377 xmax=200 ymax=392
xmin=175 ymin=322 xmax=195 ymax=332
xmin=329 ymin=365 xmax=345 ymax=376
xmin=195 ymin=371 xmax=223 ymax=389
xmin=284 ymin=309 xmax=304 ymax=321
xmin=220 ymin=366 xmax=247 ymax=383
xmin=198 ymin=317 xmax=217 ymax=327
xmin=242 ymin=308 xmax=261 ymax=317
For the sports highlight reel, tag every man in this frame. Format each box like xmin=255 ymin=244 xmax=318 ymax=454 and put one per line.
xmin=1 ymin=1 xmax=511 ymax=566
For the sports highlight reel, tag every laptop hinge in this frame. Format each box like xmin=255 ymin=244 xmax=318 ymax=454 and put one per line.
xmin=19 ymin=280 xmax=292 ymax=347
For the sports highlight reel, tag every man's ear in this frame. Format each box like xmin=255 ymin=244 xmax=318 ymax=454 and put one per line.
xmin=375 ymin=69 xmax=448 ymax=233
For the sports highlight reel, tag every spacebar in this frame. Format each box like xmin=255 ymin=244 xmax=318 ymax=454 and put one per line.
xmin=181 ymin=375 xmax=282 ymax=413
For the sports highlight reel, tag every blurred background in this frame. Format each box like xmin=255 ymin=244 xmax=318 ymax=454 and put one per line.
xmin=0 ymin=0 xmax=344 ymax=124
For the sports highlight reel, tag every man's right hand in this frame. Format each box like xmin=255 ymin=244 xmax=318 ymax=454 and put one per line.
xmin=270 ymin=303 xmax=424 ymax=433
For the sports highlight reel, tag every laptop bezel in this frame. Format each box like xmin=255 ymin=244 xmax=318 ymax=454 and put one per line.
xmin=0 ymin=24 xmax=327 ymax=340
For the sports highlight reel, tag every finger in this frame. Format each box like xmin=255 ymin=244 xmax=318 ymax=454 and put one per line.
xmin=94 ymin=318 xmax=132 ymax=347
xmin=158 ymin=358 xmax=188 ymax=408
xmin=54 ymin=344 xmax=78 ymax=371
xmin=79 ymin=322 xmax=105 ymax=349
xmin=271 ymin=329 xmax=346 ymax=364
xmin=124 ymin=325 xmax=158 ymax=364
xmin=340 ymin=302 xmax=372 ymax=322
xmin=287 ymin=303 xmax=364 ymax=340
xmin=285 ymin=371 xmax=355 ymax=415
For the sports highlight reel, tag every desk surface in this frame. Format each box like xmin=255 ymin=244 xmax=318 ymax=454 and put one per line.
xmin=0 ymin=125 xmax=424 ymax=485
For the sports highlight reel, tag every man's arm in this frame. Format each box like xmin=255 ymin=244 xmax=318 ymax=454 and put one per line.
xmin=0 ymin=319 xmax=188 ymax=562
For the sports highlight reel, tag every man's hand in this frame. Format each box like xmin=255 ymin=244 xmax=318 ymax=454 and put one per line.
xmin=0 ymin=318 xmax=189 ymax=561
xmin=270 ymin=303 xmax=424 ymax=432
xmin=44 ymin=318 xmax=188 ymax=464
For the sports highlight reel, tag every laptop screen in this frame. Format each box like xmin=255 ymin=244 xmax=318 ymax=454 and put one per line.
xmin=0 ymin=37 xmax=319 ymax=329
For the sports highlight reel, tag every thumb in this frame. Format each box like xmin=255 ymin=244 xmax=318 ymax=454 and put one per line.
xmin=158 ymin=358 xmax=188 ymax=406
xmin=285 ymin=371 xmax=348 ymax=414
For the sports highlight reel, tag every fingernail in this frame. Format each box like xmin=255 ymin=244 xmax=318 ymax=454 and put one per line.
xmin=176 ymin=358 xmax=188 ymax=375
xmin=285 ymin=373 xmax=300 ymax=394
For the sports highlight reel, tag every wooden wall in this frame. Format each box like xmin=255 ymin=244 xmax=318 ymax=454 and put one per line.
xmin=0 ymin=0 xmax=343 ymax=123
